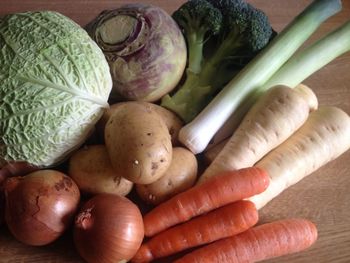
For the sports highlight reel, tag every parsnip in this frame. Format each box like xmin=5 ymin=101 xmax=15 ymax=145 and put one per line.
xmin=198 ymin=85 xmax=317 ymax=184
xmin=204 ymin=84 xmax=318 ymax=165
xmin=203 ymin=138 xmax=229 ymax=165
xmin=249 ymin=106 xmax=350 ymax=209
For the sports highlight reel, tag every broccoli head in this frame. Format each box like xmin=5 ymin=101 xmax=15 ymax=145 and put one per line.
xmin=172 ymin=0 xmax=223 ymax=73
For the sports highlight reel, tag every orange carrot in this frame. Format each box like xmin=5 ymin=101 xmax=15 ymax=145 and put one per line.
xmin=132 ymin=200 xmax=258 ymax=262
xmin=143 ymin=167 xmax=269 ymax=237
xmin=175 ymin=218 xmax=318 ymax=263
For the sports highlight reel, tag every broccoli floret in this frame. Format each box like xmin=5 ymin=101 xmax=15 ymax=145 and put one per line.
xmin=210 ymin=0 xmax=273 ymax=51
xmin=173 ymin=0 xmax=222 ymax=74
xmin=161 ymin=0 xmax=275 ymax=122
xmin=201 ymin=0 xmax=274 ymax=88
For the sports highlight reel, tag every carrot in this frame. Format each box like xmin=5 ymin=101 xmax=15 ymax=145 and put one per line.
xmin=249 ymin=106 xmax=350 ymax=209
xmin=175 ymin=218 xmax=318 ymax=263
xmin=132 ymin=200 xmax=258 ymax=262
xmin=198 ymin=84 xmax=317 ymax=184
xmin=143 ymin=167 xmax=269 ymax=237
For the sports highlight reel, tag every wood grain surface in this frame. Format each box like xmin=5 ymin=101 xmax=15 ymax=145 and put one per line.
xmin=1 ymin=0 xmax=350 ymax=262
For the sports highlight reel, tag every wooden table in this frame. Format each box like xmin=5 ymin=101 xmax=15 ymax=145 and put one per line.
xmin=1 ymin=0 xmax=350 ymax=262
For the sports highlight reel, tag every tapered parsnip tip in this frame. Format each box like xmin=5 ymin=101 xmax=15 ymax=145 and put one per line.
xmin=294 ymin=84 xmax=318 ymax=111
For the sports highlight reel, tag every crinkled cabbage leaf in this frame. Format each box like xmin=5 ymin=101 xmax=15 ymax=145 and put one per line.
xmin=0 ymin=11 xmax=112 ymax=167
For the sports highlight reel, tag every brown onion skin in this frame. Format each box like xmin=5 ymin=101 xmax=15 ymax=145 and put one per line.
xmin=0 ymin=190 xmax=4 ymax=226
xmin=0 ymin=162 xmax=39 ymax=225
xmin=74 ymin=193 xmax=144 ymax=263
xmin=0 ymin=161 xmax=39 ymax=185
xmin=4 ymin=169 xmax=80 ymax=246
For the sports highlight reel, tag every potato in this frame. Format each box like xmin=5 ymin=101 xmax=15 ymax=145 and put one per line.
xmin=105 ymin=102 xmax=172 ymax=184
xmin=136 ymin=147 xmax=197 ymax=205
xmin=68 ymin=145 xmax=133 ymax=196
xmin=97 ymin=102 xmax=183 ymax=145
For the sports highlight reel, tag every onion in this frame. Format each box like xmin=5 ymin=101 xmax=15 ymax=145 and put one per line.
xmin=0 ymin=161 xmax=38 ymax=185
xmin=0 ymin=190 xmax=4 ymax=226
xmin=4 ymin=169 xmax=80 ymax=246
xmin=74 ymin=193 xmax=144 ymax=263
xmin=0 ymin=162 xmax=38 ymax=226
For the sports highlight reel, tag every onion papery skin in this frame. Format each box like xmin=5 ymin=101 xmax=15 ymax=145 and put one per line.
xmin=74 ymin=193 xmax=144 ymax=263
xmin=86 ymin=4 xmax=187 ymax=102
xmin=4 ymin=170 xmax=80 ymax=246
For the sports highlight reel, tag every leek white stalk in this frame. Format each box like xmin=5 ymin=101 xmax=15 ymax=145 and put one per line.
xmin=178 ymin=0 xmax=342 ymax=154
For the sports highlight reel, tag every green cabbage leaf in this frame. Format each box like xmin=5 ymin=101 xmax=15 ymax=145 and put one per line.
xmin=0 ymin=11 xmax=112 ymax=167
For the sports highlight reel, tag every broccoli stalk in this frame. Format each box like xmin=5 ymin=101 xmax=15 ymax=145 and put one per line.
xmin=172 ymin=0 xmax=222 ymax=74
xmin=161 ymin=0 xmax=274 ymax=122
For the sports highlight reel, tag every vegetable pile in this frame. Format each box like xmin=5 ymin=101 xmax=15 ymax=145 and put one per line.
xmin=1 ymin=0 xmax=350 ymax=262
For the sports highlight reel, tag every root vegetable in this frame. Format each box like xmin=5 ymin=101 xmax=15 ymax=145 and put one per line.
xmin=136 ymin=147 xmax=197 ymax=205
xmin=4 ymin=170 xmax=80 ymax=246
xmin=105 ymin=102 xmax=172 ymax=184
xmin=175 ymin=218 xmax=318 ymax=263
xmin=97 ymin=102 xmax=183 ymax=145
xmin=74 ymin=194 xmax=144 ymax=263
xmin=203 ymin=138 xmax=228 ymax=165
xmin=86 ymin=4 xmax=187 ymax=102
xmin=132 ymin=200 xmax=258 ymax=263
xmin=198 ymin=85 xmax=317 ymax=184
xmin=143 ymin=167 xmax=269 ymax=237
xmin=68 ymin=145 xmax=133 ymax=196
xmin=0 ymin=162 xmax=38 ymax=185
xmin=250 ymin=106 xmax=350 ymax=209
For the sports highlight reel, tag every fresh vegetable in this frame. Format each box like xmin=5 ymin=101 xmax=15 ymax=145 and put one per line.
xmin=249 ymin=106 xmax=350 ymax=209
xmin=217 ymin=13 xmax=350 ymax=140
xmin=204 ymin=84 xmax=319 ymax=164
xmin=198 ymin=84 xmax=317 ymax=184
xmin=209 ymin=81 xmax=320 ymax=151
xmin=0 ymin=162 xmax=38 ymax=226
xmin=0 ymin=11 xmax=112 ymax=167
xmin=178 ymin=0 xmax=342 ymax=154
xmin=259 ymin=17 xmax=350 ymax=92
xmin=203 ymin=138 xmax=229 ymax=165
xmin=136 ymin=147 xmax=197 ymax=205
xmin=4 ymin=170 xmax=80 ymax=246
xmin=0 ymin=190 xmax=4 ymax=226
xmin=68 ymin=145 xmax=133 ymax=196
xmin=97 ymin=102 xmax=183 ymax=145
xmin=86 ymin=4 xmax=187 ymax=102
xmin=132 ymin=200 xmax=258 ymax=263
xmin=104 ymin=102 xmax=172 ymax=184
xmin=74 ymin=193 xmax=144 ymax=263
xmin=0 ymin=162 xmax=38 ymax=185
xmin=161 ymin=0 xmax=275 ymax=122
xmin=175 ymin=218 xmax=318 ymax=263
xmin=143 ymin=167 xmax=269 ymax=237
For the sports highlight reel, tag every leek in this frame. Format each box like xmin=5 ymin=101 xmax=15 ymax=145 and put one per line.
xmin=178 ymin=0 xmax=342 ymax=154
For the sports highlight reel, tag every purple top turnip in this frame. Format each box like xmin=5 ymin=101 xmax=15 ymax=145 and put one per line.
xmin=86 ymin=4 xmax=187 ymax=102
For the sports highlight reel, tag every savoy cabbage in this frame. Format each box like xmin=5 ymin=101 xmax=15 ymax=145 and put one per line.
xmin=0 ymin=11 xmax=112 ymax=167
